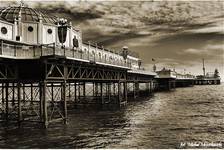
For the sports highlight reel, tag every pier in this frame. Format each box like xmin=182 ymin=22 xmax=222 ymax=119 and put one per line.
xmin=0 ymin=5 xmax=221 ymax=128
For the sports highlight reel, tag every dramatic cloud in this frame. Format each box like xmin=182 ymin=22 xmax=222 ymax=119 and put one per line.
xmin=1 ymin=1 xmax=224 ymax=79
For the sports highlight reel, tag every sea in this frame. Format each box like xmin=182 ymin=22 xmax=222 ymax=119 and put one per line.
xmin=0 ymin=84 xmax=223 ymax=149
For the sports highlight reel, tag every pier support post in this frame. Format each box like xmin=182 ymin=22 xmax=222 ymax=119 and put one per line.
xmin=17 ymin=82 xmax=22 ymax=126
xmin=123 ymin=82 xmax=127 ymax=104
xmin=150 ymin=81 xmax=152 ymax=93
xmin=5 ymin=83 xmax=9 ymax=122
xmin=83 ymin=82 xmax=86 ymax=99
xmin=95 ymin=82 xmax=99 ymax=97
xmin=62 ymin=81 xmax=67 ymax=124
xmin=74 ymin=82 xmax=77 ymax=104
xmin=118 ymin=81 xmax=121 ymax=107
xmin=108 ymin=83 xmax=111 ymax=103
xmin=100 ymin=82 xmax=104 ymax=105
xmin=40 ymin=81 xmax=48 ymax=128
xmin=12 ymin=83 xmax=15 ymax=106
xmin=134 ymin=82 xmax=139 ymax=98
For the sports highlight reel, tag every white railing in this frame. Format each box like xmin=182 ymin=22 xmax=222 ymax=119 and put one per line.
xmin=0 ymin=40 xmax=129 ymax=68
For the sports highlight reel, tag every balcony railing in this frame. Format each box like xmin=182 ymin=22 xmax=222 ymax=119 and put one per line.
xmin=0 ymin=40 xmax=129 ymax=68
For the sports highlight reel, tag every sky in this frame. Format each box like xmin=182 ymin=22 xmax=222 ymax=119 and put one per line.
xmin=2 ymin=0 xmax=224 ymax=80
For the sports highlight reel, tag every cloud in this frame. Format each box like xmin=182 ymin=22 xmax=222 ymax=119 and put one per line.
xmin=1 ymin=1 xmax=223 ymax=79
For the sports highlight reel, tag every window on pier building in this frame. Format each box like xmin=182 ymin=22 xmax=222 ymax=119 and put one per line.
xmin=1 ymin=27 xmax=7 ymax=34
xmin=83 ymin=48 xmax=87 ymax=54
xmin=104 ymin=54 xmax=107 ymax=61
xmin=92 ymin=51 xmax=95 ymax=56
xmin=99 ymin=52 xmax=101 ymax=59
xmin=28 ymin=26 xmax=34 ymax=32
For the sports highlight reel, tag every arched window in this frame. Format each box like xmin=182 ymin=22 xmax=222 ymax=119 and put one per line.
xmin=105 ymin=54 xmax=107 ymax=61
xmin=1 ymin=27 xmax=7 ymax=34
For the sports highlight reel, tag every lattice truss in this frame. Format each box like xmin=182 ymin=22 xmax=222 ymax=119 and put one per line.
xmin=45 ymin=63 xmax=127 ymax=81
xmin=0 ymin=63 xmax=17 ymax=80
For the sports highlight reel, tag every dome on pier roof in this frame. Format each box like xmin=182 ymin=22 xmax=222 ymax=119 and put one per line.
xmin=0 ymin=5 xmax=58 ymax=24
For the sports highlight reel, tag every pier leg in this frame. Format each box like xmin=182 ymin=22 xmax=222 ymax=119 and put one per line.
xmin=123 ymin=82 xmax=127 ymax=105
xmin=17 ymin=83 xmax=22 ymax=126
xmin=40 ymin=81 xmax=48 ymax=128
xmin=146 ymin=82 xmax=150 ymax=96
xmin=74 ymin=82 xmax=77 ymax=104
xmin=12 ymin=83 xmax=15 ymax=106
xmin=133 ymin=82 xmax=136 ymax=98
xmin=79 ymin=82 xmax=82 ymax=101
xmin=5 ymin=83 xmax=9 ymax=122
xmin=31 ymin=83 xmax=33 ymax=105
xmin=68 ymin=82 xmax=71 ymax=98
xmin=62 ymin=82 xmax=67 ymax=124
xmin=108 ymin=83 xmax=111 ymax=103
xmin=118 ymin=82 xmax=121 ymax=107
xmin=150 ymin=81 xmax=152 ymax=93
xmin=134 ymin=82 xmax=139 ymax=98
xmin=39 ymin=82 xmax=43 ymax=122
xmin=95 ymin=83 xmax=98 ymax=97
xmin=83 ymin=82 xmax=86 ymax=99
xmin=100 ymin=82 xmax=104 ymax=105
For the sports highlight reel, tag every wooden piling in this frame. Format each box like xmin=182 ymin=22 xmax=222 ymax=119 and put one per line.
xmin=17 ymin=82 xmax=22 ymax=126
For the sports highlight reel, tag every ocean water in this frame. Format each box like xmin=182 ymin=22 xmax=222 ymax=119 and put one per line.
xmin=0 ymin=84 xmax=223 ymax=148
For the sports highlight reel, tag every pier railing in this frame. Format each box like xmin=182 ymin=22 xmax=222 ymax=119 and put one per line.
xmin=0 ymin=40 xmax=129 ymax=68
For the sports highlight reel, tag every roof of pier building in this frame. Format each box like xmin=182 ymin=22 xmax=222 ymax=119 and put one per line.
xmin=0 ymin=6 xmax=57 ymax=24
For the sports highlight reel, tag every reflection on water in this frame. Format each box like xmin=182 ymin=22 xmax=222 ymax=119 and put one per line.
xmin=0 ymin=84 xmax=224 ymax=148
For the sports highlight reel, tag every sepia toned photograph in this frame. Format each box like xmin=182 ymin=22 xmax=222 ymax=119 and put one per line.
xmin=0 ymin=0 xmax=223 ymax=149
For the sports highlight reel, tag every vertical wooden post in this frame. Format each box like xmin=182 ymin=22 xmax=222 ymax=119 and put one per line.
xmin=17 ymin=82 xmax=22 ymax=126
xmin=12 ymin=83 xmax=15 ymax=106
xmin=118 ymin=81 xmax=121 ymax=107
xmin=146 ymin=82 xmax=149 ymax=95
xmin=62 ymin=82 xmax=67 ymax=124
xmin=23 ymin=84 xmax=25 ymax=101
xmin=78 ymin=82 xmax=81 ymax=100
xmin=150 ymin=81 xmax=152 ymax=93
xmin=95 ymin=83 xmax=98 ymax=97
xmin=1 ymin=83 xmax=4 ymax=104
xmin=40 ymin=81 xmax=48 ymax=128
xmin=31 ymin=83 xmax=33 ymax=105
xmin=83 ymin=82 xmax=86 ymax=99
xmin=133 ymin=82 xmax=136 ymax=98
xmin=74 ymin=82 xmax=77 ymax=103
xmin=100 ymin=82 xmax=103 ymax=105
xmin=92 ymin=82 xmax=95 ymax=97
xmin=113 ymin=83 xmax=116 ymax=95
xmin=39 ymin=82 xmax=43 ymax=122
xmin=123 ymin=82 xmax=127 ymax=104
xmin=134 ymin=82 xmax=139 ymax=98
xmin=68 ymin=82 xmax=71 ymax=98
xmin=168 ymin=80 xmax=171 ymax=90
xmin=5 ymin=83 xmax=9 ymax=122
xmin=108 ymin=83 xmax=111 ymax=102
xmin=51 ymin=83 xmax=54 ymax=103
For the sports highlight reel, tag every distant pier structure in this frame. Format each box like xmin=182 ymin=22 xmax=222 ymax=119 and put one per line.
xmin=194 ymin=59 xmax=221 ymax=85
xmin=155 ymin=67 xmax=221 ymax=90
xmin=0 ymin=5 xmax=156 ymax=127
